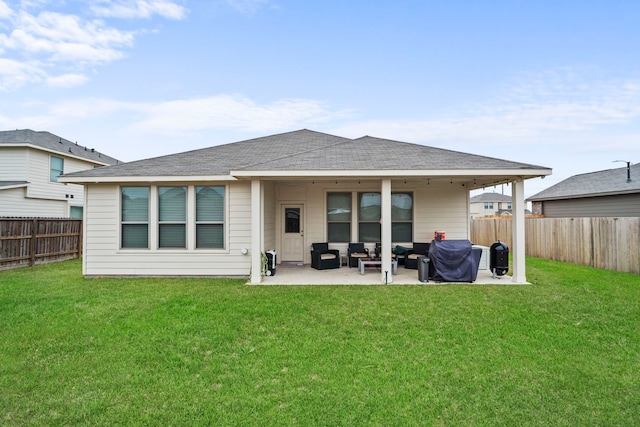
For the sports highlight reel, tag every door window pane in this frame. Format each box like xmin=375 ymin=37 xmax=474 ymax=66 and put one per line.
xmin=285 ymin=208 xmax=300 ymax=233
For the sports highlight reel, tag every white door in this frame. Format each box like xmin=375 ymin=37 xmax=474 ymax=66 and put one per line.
xmin=281 ymin=205 xmax=304 ymax=262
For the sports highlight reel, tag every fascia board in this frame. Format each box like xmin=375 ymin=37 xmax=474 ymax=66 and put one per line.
xmin=230 ymin=168 xmax=552 ymax=178
xmin=528 ymin=188 xmax=640 ymax=202
xmin=4 ymin=143 xmax=114 ymax=167
xmin=58 ymin=175 xmax=236 ymax=184
xmin=0 ymin=183 xmax=29 ymax=190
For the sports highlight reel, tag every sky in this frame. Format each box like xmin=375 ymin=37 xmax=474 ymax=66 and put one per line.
xmin=1 ymin=0 xmax=640 ymax=198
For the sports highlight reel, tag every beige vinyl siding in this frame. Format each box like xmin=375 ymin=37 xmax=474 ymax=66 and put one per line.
xmin=0 ymin=148 xmax=27 ymax=181
xmin=541 ymin=193 xmax=640 ymax=218
xmin=26 ymin=149 xmax=91 ymax=201
xmin=0 ymin=147 xmax=97 ymax=217
xmin=413 ymin=184 xmax=469 ymax=241
xmin=305 ymin=182 xmax=325 ymax=264
xmin=0 ymin=187 xmax=67 ymax=217
xmin=263 ymin=181 xmax=277 ymax=252
xmin=83 ymin=181 xmax=252 ymax=276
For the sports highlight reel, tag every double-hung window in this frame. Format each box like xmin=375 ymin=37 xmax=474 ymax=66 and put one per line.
xmin=358 ymin=192 xmax=413 ymax=242
xmin=50 ymin=156 xmax=64 ymax=182
xmin=391 ymin=193 xmax=413 ymax=242
xmin=195 ymin=186 xmax=225 ymax=249
xmin=358 ymin=192 xmax=381 ymax=242
xmin=158 ymin=186 xmax=187 ymax=248
xmin=327 ymin=192 xmax=351 ymax=242
xmin=121 ymin=187 xmax=149 ymax=248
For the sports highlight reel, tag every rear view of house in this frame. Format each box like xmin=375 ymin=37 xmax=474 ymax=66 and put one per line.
xmin=0 ymin=129 xmax=120 ymax=218
xmin=60 ymin=129 xmax=551 ymax=284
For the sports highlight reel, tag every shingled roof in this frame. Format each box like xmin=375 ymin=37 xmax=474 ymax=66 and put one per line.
xmin=528 ymin=163 xmax=640 ymax=201
xmin=0 ymin=129 xmax=120 ymax=166
xmin=470 ymin=192 xmax=512 ymax=203
xmin=61 ymin=129 xmax=549 ymax=181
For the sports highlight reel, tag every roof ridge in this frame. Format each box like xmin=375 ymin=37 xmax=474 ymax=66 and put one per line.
xmin=236 ymin=132 xmax=352 ymax=170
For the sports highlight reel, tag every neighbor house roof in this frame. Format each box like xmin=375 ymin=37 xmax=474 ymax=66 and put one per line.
xmin=469 ymin=192 xmax=512 ymax=203
xmin=528 ymin=163 xmax=640 ymax=201
xmin=0 ymin=129 xmax=120 ymax=166
xmin=0 ymin=181 xmax=29 ymax=190
xmin=60 ymin=129 xmax=551 ymax=186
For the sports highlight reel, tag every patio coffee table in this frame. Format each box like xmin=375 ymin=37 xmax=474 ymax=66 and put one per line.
xmin=358 ymin=258 xmax=398 ymax=275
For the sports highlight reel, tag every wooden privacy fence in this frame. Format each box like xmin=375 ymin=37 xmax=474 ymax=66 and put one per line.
xmin=0 ymin=218 xmax=82 ymax=270
xmin=471 ymin=217 xmax=640 ymax=275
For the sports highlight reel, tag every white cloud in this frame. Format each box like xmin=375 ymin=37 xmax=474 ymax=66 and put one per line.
xmin=0 ymin=1 xmax=186 ymax=90
xmin=46 ymin=73 xmax=89 ymax=87
xmin=7 ymin=11 xmax=134 ymax=62
xmin=91 ymin=0 xmax=188 ymax=20
xmin=130 ymin=95 xmax=349 ymax=134
xmin=331 ymin=73 xmax=640 ymax=149
xmin=4 ymin=94 xmax=349 ymax=134
xmin=0 ymin=1 xmax=12 ymax=19
xmin=0 ymin=57 xmax=44 ymax=90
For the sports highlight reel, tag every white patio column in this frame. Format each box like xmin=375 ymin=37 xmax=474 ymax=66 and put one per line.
xmin=250 ymin=179 xmax=263 ymax=284
xmin=511 ymin=179 xmax=527 ymax=283
xmin=381 ymin=178 xmax=393 ymax=284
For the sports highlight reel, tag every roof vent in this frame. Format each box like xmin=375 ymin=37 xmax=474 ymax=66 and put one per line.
xmin=613 ymin=160 xmax=632 ymax=183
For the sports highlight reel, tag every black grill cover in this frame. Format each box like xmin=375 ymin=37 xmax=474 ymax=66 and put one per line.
xmin=428 ymin=240 xmax=482 ymax=282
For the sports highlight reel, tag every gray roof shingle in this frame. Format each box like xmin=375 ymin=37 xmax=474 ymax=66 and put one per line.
xmin=61 ymin=129 xmax=550 ymax=179
xmin=470 ymin=192 xmax=512 ymax=203
xmin=528 ymin=163 xmax=640 ymax=201
xmin=0 ymin=129 xmax=120 ymax=166
xmin=0 ymin=181 xmax=29 ymax=189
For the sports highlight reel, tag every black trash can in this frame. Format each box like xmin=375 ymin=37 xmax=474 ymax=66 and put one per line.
xmin=418 ymin=256 xmax=430 ymax=283
xmin=490 ymin=241 xmax=509 ymax=277
xmin=265 ymin=250 xmax=277 ymax=276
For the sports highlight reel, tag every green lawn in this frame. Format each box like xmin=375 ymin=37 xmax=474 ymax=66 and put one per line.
xmin=1 ymin=258 xmax=639 ymax=426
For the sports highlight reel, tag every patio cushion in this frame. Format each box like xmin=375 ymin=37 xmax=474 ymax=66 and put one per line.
xmin=350 ymin=252 xmax=368 ymax=258
xmin=407 ymin=253 xmax=421 ymax=259
xmin=320 ymin=253 xmax=337 ymax=260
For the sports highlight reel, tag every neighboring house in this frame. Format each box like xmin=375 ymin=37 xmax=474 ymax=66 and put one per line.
xmin=59 ymin=129 xmax=551 ymax=284
xmin=527 ymin=163 xmax=640 ymax=218
xmin=469 ymin=192 xmax=513 ymax=218
xmin=0 ymin=129 xmax=120 ymax=218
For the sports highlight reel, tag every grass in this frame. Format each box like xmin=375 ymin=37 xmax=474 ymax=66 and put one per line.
xmin=1 ymin=258 xmax=639 ymax=426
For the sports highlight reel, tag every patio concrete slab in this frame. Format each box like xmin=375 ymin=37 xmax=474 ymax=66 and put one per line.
xmin=254 ymin=263 xmax=526 ymax=285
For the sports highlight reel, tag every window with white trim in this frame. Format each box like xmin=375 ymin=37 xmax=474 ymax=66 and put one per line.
xmin=50 ymin=156 xmax=64 ymax=182
xmin=121 ymin=187 xmax=149 ymax=249
xmin=327 ymin=192 xmax=351 ymax=242
xmin=196 ymin=186 xmax=225 ymax=249
xmin=158 ymin=186 xmax=187 ymax=248
xmin=358 ymin=192 xmax=413 ymax=242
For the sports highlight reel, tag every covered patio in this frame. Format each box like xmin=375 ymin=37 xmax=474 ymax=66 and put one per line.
xmin=256 ymin=262 xmax=525 ymax=285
